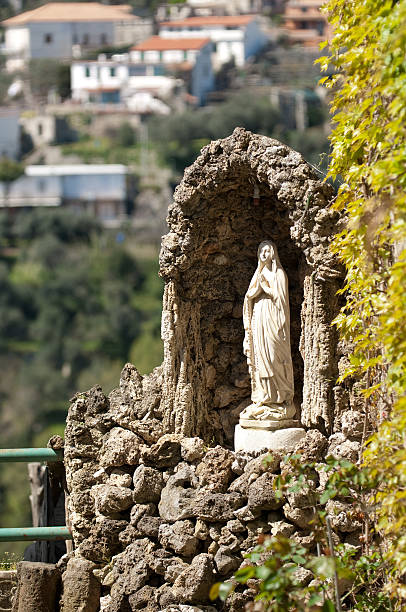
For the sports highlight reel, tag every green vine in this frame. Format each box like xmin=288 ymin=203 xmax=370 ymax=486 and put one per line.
xmin=318 ymin=0 xmax=406 ymax=599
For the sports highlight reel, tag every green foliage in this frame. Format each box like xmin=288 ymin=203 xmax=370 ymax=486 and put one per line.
xmin=318 ymin=0 xmax=406 ymax=599
xmin=0 ymin=551 xmax=22 ymax=571
xmin=116 ymin=121 xmax=137 ymax=148
xmin=0 ymin=157 xmax=24 ymax=184
xmin=212 ymin=454 xmax=395 ymax=611
xmin=0 ymin=210 xmax=163 ymax=555
xmin=148 ymin=93 xmax=282 ymax=174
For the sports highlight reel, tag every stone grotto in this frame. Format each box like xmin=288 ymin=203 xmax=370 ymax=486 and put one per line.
xmin=11 ymin=128 xmax=366 ymax=612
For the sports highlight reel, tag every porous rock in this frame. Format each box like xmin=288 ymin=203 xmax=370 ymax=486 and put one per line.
xmin=196 ymin=446 xmax=234 ymax=491
xmin=159 ymin=473 xmax=197 ymax=522
xmin=99 ymin=427 xmax=142 ymax=467
xmin=133 ymin=465 xmax=165 ymax=503
xmin=77 ymin=518 xmax=128 ymax=562
xmin=141 ymin=434 xmax=182 ymax=468
xmin=283 ymin=504 xmax=315 ymax=530
xmin=214 ymin=546 xmax=241 ymax=575
xmin=330 ymin=438 xmax=361 ymax=463
xmin=248 ymin=473 xmax=284 ymax=512
xmin=138 ymin=515 xmax=163 ymax=538
xmin=130 ymin=503 xmax=156 ymax=526
xmin=108 ymin=538 xmax=156 ymax=600
xmin=181 ymin=437 xmax=206 ymax=462
xmin=270 ymin=520 xmax=296 ymax=537
xmin=91 ymin=484 xmax=134 ymax=515
xmin=172 ymin=554 xmax=215 ymax=604
xmin=108 ymin=469 xmax=132 ymax=487
xmin=293 ymin=429 xmax=328 ymax=462
xmin=12 ymin=562 xmax=61 ymax=612
xmin=128 ymin=585 xmax=159 ymax=611
xmin=60 ymin=558 xmax=100 ymax=612
xmin=193 ymin=491 xmax=244 ymax=522
xmin=341 ymin=410 xmax=365 ymax=439
xmin=326 ymin=500 xmax=362 ymax=532
xmin=158 ymin=520 xmax=199 ymax=557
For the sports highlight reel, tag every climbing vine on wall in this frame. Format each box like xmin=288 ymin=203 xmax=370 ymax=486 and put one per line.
xmin=319 ymin=0 xmax=406 ymax=597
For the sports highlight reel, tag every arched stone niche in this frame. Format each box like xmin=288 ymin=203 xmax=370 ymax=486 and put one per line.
xmin=159 ymin=128 xmax=343 ymax=445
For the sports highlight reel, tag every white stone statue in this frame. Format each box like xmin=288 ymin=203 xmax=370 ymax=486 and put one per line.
xmin=240 ymin=240 xmax=296 ymax=429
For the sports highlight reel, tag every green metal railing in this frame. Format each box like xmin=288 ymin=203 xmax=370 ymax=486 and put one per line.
xmin=0 ymin=447 xmax=72 ymax=542
xmin=0 ymin=448 xmax=63 ymax=463
xmin=0 ymin=526 xmax=72 ymax=542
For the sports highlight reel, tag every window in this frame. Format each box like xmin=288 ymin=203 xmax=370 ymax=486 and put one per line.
xmin=110 ymin=67 xmax=116 ymax=77
xmin=38 ymin=123 xmax=43 ymax=136
xmin=140 ymin=51 xmax=144 ymax=61
xmin=183 ymin=50 xmax=188 ymax=61
xmin=301 ymin=6 xmax=308 ymax=12
xmin=44 ymin=33 xmax=53 ymax=44
xmin=38 ymin=179 xmax=45 ymax=192
xmin=83 ymin=34 xmax=89 ymax=45
xmin=100 ymin=33 xmax=108 ymax=45
xmin=85 ymin=66 xmax=91 ymax=78
xmin=73 ymin=34 xmax=78 ymax=44
xmin=159 ymin=51 xmax=163 ymax=61
xmin=129 ymin=65 xmax=147 ymax=76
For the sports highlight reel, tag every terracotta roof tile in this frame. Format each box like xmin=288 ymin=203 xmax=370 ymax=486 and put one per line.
xmin=2 ymin=3 xmax=136 ymax=26
xmin=133 ymin=36 xmax=211 ymax=51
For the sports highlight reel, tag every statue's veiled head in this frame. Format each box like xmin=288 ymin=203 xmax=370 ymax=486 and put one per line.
xmin=257 ymin=240 xmax=280 ymax=267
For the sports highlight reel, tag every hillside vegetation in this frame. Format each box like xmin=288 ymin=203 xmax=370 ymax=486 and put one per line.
xmin=0 ymin=210 xmax=163 ymax=555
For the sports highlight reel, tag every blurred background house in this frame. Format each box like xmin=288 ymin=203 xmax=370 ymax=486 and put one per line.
xmin=282 ymin=0 xmax=331 ymax=47
xmin=1 ymin=2 xmax=152 ymax=72
xmin=0 ymin=108 xmax=20 ymax=159
xmin=0 ymin=164 xmax=131 ymax=226
xmin=131 ymin=36 xmax=214 ymax=104
xmin=158 ymin=15 xmax=268 ymax=68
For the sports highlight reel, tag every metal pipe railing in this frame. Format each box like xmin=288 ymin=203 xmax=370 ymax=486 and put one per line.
xmin=0 ymin=447 xmax=71 ymax=544
xmin=0 ymin=448 xmax=63 ymax=463
xmin=0 ymin=526 xmax=72 ymax=542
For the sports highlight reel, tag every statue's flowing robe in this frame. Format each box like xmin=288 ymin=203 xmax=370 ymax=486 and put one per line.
xmin=243 ymin=263 xmax=294 ymax=407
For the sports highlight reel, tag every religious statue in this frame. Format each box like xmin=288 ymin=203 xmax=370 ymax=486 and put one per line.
xmin=239 ymin=240 xmax=296 ymax=429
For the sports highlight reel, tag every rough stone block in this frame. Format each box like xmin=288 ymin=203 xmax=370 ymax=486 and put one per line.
xmin=158 ymin=521 xmax=199 ymax=557
xmin=60 ymin=557 xmax=100 ymax=612
xmin=248 ymin=472 xmax=285 ymax=512
xmin=181 ymin=437 xmax=206 ymax=462
xmin=0 ymin=570 xmax=17 ymax=612
xmin=234 ymin=425 xmax=306 ymax=453
xmin=193 ymin=491 xmax=244 ymax=522
xmin=172 ymin=554 xmax=215 ymax=604
xmin=133 ymin=465 xmax=164 ymax=503
xmin=12 ymin=562 xmax=60 ymax=612
xmin=196 ymin=446 xmax=234 ymax=492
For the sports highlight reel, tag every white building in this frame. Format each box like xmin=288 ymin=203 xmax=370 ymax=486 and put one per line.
xmin=156 ymin=0 xmax=272 ymax=21
xmin=158 ymin=15 xmax=267 ymax=67
xmin=130 ymin=36 xmax=214 ymax=104
xmin=71 ymin=56 xmax=178 ymax=111
xmin=0 ymin=108 xmax=20 ymax=159
xmin=2 ymin=2 xmax=152 ymax=72
xmin=0 ymin=165 xmax=130 ymax=227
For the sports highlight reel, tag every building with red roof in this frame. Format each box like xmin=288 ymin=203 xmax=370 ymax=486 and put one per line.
xmin=158 ymin=14 xmax=268 ymax=67
xmin=1 ymin=2 xmax=152 ymax=72
xmin=130 ymin=36 xmax=214 ymax=104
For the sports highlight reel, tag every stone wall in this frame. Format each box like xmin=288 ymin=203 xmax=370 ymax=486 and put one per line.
xmin=159 ymin=128 xmax=343 ymax=443
xmin=60 ymin=374 xmax=365 ymax=612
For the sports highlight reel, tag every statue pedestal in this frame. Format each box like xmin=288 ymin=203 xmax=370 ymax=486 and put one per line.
xmin=234 ymin=424 xmax=306 ymax=453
